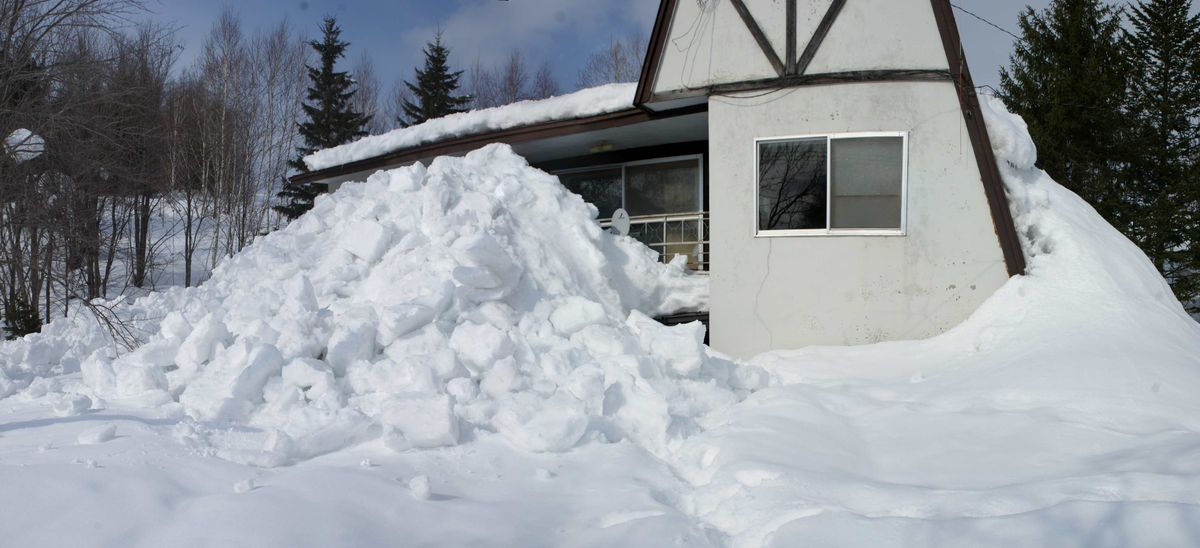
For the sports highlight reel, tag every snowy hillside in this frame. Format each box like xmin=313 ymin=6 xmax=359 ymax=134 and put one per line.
xmin=2 ymin=99 xmax=1199 ymax=547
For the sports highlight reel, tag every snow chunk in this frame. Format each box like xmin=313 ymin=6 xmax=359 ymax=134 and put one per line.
xmin=52 ymin=394 xmax=92 ymax=417
xmin=77 ymin=424 xmax=116 ymax=445
xmin=550 ymin=297 xmax=608 ymax=335
xmin=408 ymin=475 xmax=431 ymax=500
xmin=381 ymin=394 xmax=459 ymax=450
xmin=340 ymin=220 xmax=393 ymax=263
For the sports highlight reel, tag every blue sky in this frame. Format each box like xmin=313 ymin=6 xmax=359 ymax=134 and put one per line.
xmin=145 ymin=0 xmax=1188 ymax=94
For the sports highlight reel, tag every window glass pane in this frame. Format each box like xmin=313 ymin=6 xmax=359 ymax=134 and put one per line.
xmin=830 ymin=137 xmax=903 ymax=229
xmin=624 ymin=159 xmax=701 ymax=216
xmin=758 ymin=138 xmax=828 ymax=231
xmin=559 ymin=168 xmax=623 ymax=219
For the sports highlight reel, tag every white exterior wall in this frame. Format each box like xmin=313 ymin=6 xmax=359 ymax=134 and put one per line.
xmin=652 ymin=0 xmax=948 ymax=97
xmin=708 ymin=81 xmax=1010 ymax=358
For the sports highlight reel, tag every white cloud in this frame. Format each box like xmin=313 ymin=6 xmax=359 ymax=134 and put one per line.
xmin=398 ymin=0 xmax=651 ymax=85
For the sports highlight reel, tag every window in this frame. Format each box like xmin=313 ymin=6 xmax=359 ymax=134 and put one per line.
xmin=624 ymin=159 xmax=702 ymax=216
xmin=756 ymin=133 xmax=907 ymax=236
xmin=555 ymin=156 xmax=706 ymax=269
xmin=555 ymin=156 xmax=703 ymax=218
xmin=560 ymin=168 xmax=623 ymax=219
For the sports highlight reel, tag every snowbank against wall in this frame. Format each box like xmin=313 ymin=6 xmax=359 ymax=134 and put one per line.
xmin=671 ymin=96 xmax=1200 ymax=547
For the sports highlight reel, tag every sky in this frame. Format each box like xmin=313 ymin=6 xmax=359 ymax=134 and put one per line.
xmin=143 ymin=0 xmax=1194 ymax=97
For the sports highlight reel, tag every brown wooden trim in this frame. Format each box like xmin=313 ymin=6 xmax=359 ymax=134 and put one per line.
xmin=291 ymin=103 xmax=708 ymax=185
xmin=785 ymin=0 xmax=798 ymax=73
xmin=930 ymin=0 xmax=1026 ymax=276
xmin=795 ymin=0 xmax=847 ymax=75
xmin=649 ymin=69 xmax=951 ymax=103
xmin=533 ymin=141 xmax=707 ymax=173
xmin=634 ymin=0 xmax=679 ymax=107
xmin=728 ymin=0 xmax=786 ymax=77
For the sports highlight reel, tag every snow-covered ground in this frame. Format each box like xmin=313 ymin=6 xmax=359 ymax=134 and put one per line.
xmin=2 ymin=99 xmax=1199 ymax=547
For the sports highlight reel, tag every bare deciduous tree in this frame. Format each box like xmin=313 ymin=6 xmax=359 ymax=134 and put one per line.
xmin=577 ymin=35 xmax=647 ymax=88
xmin=531 ymin=61 xmax=559 ymax=100
xmin=351 ymin=49 xmax=385 ymax=135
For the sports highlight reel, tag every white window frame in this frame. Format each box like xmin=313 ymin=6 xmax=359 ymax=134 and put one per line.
xmin=753 ymin=131 xmax=909 ymax=238
xmin=555 ymin=154 xmax=705 ymax=218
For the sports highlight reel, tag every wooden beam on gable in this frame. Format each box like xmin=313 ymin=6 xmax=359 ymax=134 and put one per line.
xmin=634 ymin=0 xmax=679 ymax=107
xmin=929 ymin=0 xmax=1026 ymax=276
xmin=646 ymin=69 xmax=952 ymax=103
xmin=786 ymin=0 xmax=797 ymax=72
xmin=728 ymin=0 xmax=787 ymax=77
xmin=795 ymin=0 xmax=847 ymax=75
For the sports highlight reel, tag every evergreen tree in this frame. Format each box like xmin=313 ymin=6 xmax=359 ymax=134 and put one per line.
xmin=1000 ymin=0 xmax=1129 ymax=224
xmin=1121 ymin=0 xmax=1200 ymax=310
xmin=277 ymin=16 xmax=370 ymax=220
xmin=400 ymin=32 xmax=471 ymax=127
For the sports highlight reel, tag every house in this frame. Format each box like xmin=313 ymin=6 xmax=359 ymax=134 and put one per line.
xmin=291 ymin=0 xmax=1025 ymax=359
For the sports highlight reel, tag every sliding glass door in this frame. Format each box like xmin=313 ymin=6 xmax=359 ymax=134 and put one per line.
xmin=557 ymin=155 xmax=706 ymax=269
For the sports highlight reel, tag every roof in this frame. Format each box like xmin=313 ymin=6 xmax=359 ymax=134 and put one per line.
xmin=302 ymin=83 xmax=638 ymax=172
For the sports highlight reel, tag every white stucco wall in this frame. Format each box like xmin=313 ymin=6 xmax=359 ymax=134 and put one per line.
xmin=707 ymin=81 xmax=1011 ymax=358
xmin=652 ymin=0 xmax=947 ymax=97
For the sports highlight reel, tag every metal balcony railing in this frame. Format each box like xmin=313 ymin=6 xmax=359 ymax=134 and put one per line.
xmin=600 ymin=211 xmax=710 ymax=272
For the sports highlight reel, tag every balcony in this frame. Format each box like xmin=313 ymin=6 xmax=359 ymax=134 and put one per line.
xmin=600 ymin=211 xmax=709 ymax=272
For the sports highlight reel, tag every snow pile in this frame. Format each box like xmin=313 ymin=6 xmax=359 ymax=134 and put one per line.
xmin=668 ymin=96 xmax=1200 ymax=546
xmin=2 ymin=144 xmax=751 ymax=465
xmin=304 ymin=83 xmax=636 ymax=171
xmin=4 ymin=128 xmax=44 ymax=163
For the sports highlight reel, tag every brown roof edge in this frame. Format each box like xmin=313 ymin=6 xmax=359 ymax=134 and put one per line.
xmin=929 ymin=0 xmax=1027 ymax=277
xmin=634 ymin=0 xmax=678 ymax=109
xmin=291 ymin=102 xmax=708 ymax=185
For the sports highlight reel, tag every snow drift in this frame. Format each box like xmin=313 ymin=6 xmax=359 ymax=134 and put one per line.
xmin=668 ymin=96 xmax=1200 ymax=547
xmin=1 ymin=144 xmax=756 ymax=464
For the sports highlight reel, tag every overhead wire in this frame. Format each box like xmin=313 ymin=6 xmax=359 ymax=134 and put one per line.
xmin=950 ymin=3 xmax=1021 ymax=41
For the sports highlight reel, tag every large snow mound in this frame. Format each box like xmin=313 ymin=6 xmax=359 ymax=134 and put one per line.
xmin=304 ymin=83 xmax=636 ymax=171
xmin=668 ymin=96 xmax=1200 ymax=546
xmin=1 ymin=144 xmax=747 ymax=464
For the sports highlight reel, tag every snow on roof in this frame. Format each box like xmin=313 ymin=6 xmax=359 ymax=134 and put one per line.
xmin=303 ymin=83 xmax=638 ymax=172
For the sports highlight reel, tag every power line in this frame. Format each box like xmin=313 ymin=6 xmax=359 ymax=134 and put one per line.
xmin=951 ymin=3 xmax=1021 ymax=41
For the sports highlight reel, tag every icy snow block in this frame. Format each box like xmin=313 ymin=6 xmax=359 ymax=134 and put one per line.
xmin=282 ymin=358 xmax=337 ymax=400
xmin=382 ymin=394 xmax=459 ymax=450
xmin=376 ymin=303 xmax=436 ymax=345
xmin=449 ymin=322 xmax=515 ymax=374
xmin=452 ymin=233 xmax=519 ymax=285
xmin=179 ymin=343 xmax=285 ymax=422
xmin=627 ymin=311 xmax=706 ymax=378
xmin=77 ymin=424 xmax=116 ymax=445
xmin=549 ymin=297 xmax=607 ymax=336
xmin=325 ymin=322 xmax=376 ymax=376
xmin=494 ymin=393 xmax=588 ymax=453
xmin=176 ymin=314 xmax=230 ymax=372
xmin=340 ymin=220 xmax=393 ymax=263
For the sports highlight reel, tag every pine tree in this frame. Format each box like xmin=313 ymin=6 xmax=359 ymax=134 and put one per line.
xmin=400 ymin=32 xmax=471 ymax=127
xmin=277 ymin=16 xmax=370 ymax=220
xmin=1121 ymin=0 xmax=1200 ymax=310
xmin=999 ymin=0 xmax=1129 ymax=224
